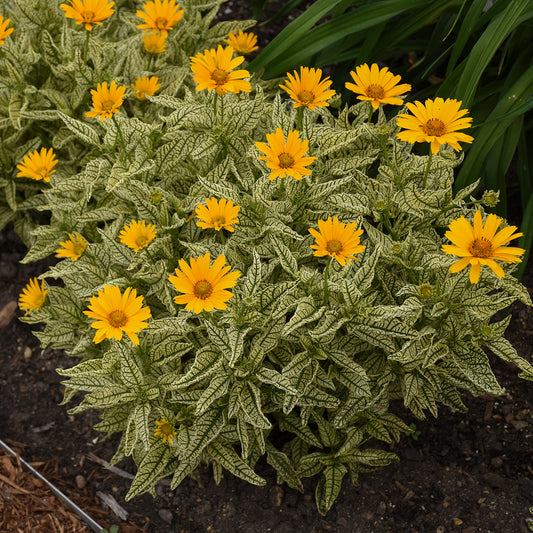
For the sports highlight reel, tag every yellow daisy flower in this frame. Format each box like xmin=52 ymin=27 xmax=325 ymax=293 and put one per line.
xmin=168 ymin=253 xmax=241 ymax=314
xmin=16 ymin=147 xmax=57 ymax=183
xmin=84 ymin=285 xmax=151 ymax=345
xmin=279 ymin=66 xmax=336 ymax=110
xmin=55 ymin=233 xmax=88 ymax=261
xmin=223 ymin=30 xmax=258 ymax=55
xmin=195 ymin=197 xmax=240 ymax=232
xmin=131 ymin=75 xmax=162 ymax=101
xmin=155 ymin=419 xmax=176 ymax=444
xmin=441 ymin=210 xmax=525 ymax=284
xmin=136 ymin=0 xmax=184 ymax=38
xmin=345 ymin=63 xmax=411 ymax=110
xmin=255 ymin=128 xmax=317 ymax=181
xmin=190 ymin=45 xmax=251 ymax=96
xmin=19 ymin=278 xmax=49 ymax=315
xmin=142 ymin=31 xmax=166 ymax=54
xmin=0 ymin=13 xmax=14 ymax=44
xmin=309 ymin=217 xmax=366 ymax=266
xmin=85 ymin=81 xmax=126 ymax=120
xmin=60 ymin=0 xmax=115 ymax=31
xmin=119 ymin=220 xmax=157 ymax=252
xmin=396 ymin=97 xmax=474 ymax=155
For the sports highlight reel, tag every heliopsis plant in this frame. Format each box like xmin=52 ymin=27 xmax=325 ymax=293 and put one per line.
xmin=132 ymin=76 xmax=162 ymax=101
xmin=442 ymin=211 xmax=525 ymax=283
xmin=16 ymin=148 xmax=58 ymax=183
xmin=60 ymin=0 xmax=115 ymax=31
xmin=56 ymin=233 xmax=88 ymax=261
xmin=345 ymin=63 xmax=411 ymax=110
xmin=279 ymin=66 xmax=336 ymax=110
xmin=155 ymin=419 xmax=176 ymax=444
xmin=195 ymin=198 xmax=240 ymax=232
xmin=255 ymin=128 xmax=316 ymax=180
xmin=190 ymin=45 xmax=251 ymax=95
xmin=136 ymin=0 xmax=184 ymax=37
xmin=85 ymin=81 xmax=126 ymax=120
xmin=309 ymin=217 xmax=365 ymax=266
xmin=142 ymin=32 xmax=166 ymax=54
xmin=119 ymin=220 xmax=157 ymax=251
xmin=224 ymin=30 xmax=258 ymax=55
xmin=396 ymin=97 xmax=474 ymax=154
xmin=19 ymin=278 xmax=48 ymax=315
xmin=0 ymin=13 xmax=13 ymax=44
xmin=84 ymin=285 xmax=151 ymax=345
xmin=168 ymin=253 xmax=241 ymax=313
xmin=16 ymin=20 xmax=533 ymax=517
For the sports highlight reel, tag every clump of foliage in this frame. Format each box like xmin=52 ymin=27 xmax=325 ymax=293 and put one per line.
xmin=6 ymin=0 xmax=532 ymax=516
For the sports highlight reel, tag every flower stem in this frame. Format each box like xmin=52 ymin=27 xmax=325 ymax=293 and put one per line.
xmin=323 ymin=256 xmax=332 ymax=306
xmin=112 ymin=115 xmax=132 ymax=164
xmin=278 ymin=177 xmax=285 ymax=200
xmin=296 ymin=107 xmax=304 ymax=131
xmin=368 ymin=105 xmax=374 ymax=123
xmin=83 ymin=30 xmax=91 ymax=65
xmin=219 ymin=230 xmax=226 ymax=245
xmin=422 ymin=151 xmax=433 ymax=188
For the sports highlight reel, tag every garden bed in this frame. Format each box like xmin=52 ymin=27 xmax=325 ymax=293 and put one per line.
xmin=1 ymin=224 xmax=532 ymax=533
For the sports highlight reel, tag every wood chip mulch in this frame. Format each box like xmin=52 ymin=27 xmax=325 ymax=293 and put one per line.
xmin=0 ymin=450 xmax=91 ymax=533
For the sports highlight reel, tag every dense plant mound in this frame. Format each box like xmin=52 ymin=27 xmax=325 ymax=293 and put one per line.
xmin=2 ymin=0 xmax=531 ymax=515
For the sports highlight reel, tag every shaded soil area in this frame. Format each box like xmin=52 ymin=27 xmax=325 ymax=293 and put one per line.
xmin=0 ymin=219 xmax=532 ymax=533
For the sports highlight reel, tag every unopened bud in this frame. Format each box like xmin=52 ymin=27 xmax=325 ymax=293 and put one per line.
xmin=481 ymin=190 xmax=500 ymax=208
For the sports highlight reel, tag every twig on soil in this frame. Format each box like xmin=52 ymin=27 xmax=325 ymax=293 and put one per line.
xmin=96 ymin=491 xmax=129 ymax=520
xmin=86 ymin=452 xmax=135 ymax=480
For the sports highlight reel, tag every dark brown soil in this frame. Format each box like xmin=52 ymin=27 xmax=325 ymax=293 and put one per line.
xmin=0 ymin=222 xmax=532 ymax=533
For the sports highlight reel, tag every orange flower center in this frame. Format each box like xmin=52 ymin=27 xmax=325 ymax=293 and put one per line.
xmin=154 ymin=17 xmax=168 ymax=30
xmin=366 ymin=84 xmax=385 ymax=99
xmin=108 ymin=310 xmax=127 ymax=328
xmin=468 ymin=238 xmax=493 ymax=258
xmin=422 ymin=119 xmax=446 ymax=137
xmin=212 ymin=215 xmax=226 ymax=227
xmin=100 ymin=99 xmax=116 ymax=112
xmin=159 ymin=422 xmax=173 ymax=436
xmin=278 ymin=153 xmax=294 ymax=169
xmin=36 ymin=166 xmax=50 ymax=178
xmin=71 ymin=242 xmax=85 ymax=257
xmin=326 ymin=240 xmax=343 ymax=253
xmin=193 ymin=280 xmax=213 ymax=300
xmin=136 ymin=236 xmax=149 ymax=248
xmin=211 ymin=69 xmax=229 ymax=85
xmin=298 ymin=90 xmax=315 ymax=104
xmin=82 ymin=11 xmax=95 ymax=22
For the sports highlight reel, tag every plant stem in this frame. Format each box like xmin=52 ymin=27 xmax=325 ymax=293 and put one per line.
xmin=219 ymin=230 xmax=226 ymax=245
xmin=323 ymin=257 xmax=332 ymax=306
xmin=422 ymin=151 xmax=433 ymax=188
xmin=296 ymin=107 xmax=303 ymax=131
xmin=83 ymin=30 xmax=91 ymax=65
xmin=278 ymin=177 xmax=285 ymax=200
xmin=368 ymin=105 xmax=374 ymax=123
xmin=112 ymin=115 xmax=132 ymax=164
xmin=213 ymin=91 xmax=218 ymax=116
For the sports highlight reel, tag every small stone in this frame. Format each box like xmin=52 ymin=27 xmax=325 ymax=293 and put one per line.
xmin=436 ymin=527 xmax=445 ymax=533
xmin=376 ymin=501 xmax=386 ymax=515
xmin=158 ymin=509 xmax=173 ymax=524
xmin=75 ymin=475 xmax=86 ymax=489
xmin=336 ymin=517 xmax=348 ymax=527
xmin=0 ymin=301 xmax=17 ymax=328
xmin=483 ymin=472 xmax=506 ymax=488
xmin=490 ymin=457 xmax=503 ymax=468
xmin=270 ymin=485 xmax=284 ymax=507
xmin=23 ymin=347 xmax=32 ymax=360
xmin=510 ymin=420 xmax=528 ymax=430
xmin=452 ymin=518 xmax=463 ymax=526
xmin=515 ymin=409 xmax=529 ymax=420
xmin=362 ymin=512 xmax=374 ymax=520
